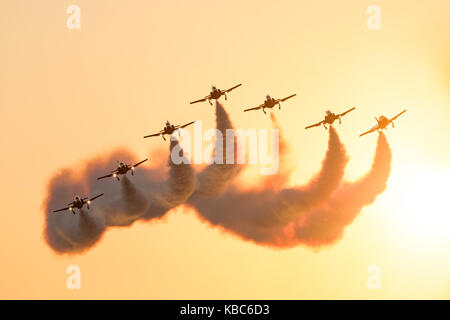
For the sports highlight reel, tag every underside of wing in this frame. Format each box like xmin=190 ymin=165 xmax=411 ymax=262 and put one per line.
xmin=339 ymin=107 xmax=356 ymax=117
xmin=391 ymin=109 xmax=407 ymax=121
xmin=89 ymin=193 xmax=104 ymax=201
xmin=359 ymin=127 xmax=377 ymax=137
xmin=190 ymin=97 xmax=208 ymax=104
xmin=244 ymin=104 xmax=263 ymax=112
xmin=53 ymin=206 xmax=70 ymax=213
xmin=225 ymin=83 xmax=242 ymax=92
xmin=280 ymin=94 xmax=296 ymax=102
xmin=97 ymin=173 xmax=114 ymax=180
xmin=180 ymin=120 xmax=195 ymax=128
xmin=143 ymin=131 xmax=163 ymax=138
xmin=305 ymin=120 xmax=324 ymax=129
xmin=132 ymin=159 xmax=148 ymax=167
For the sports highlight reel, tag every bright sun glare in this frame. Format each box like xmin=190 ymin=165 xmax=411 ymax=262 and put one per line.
xmin=389 ymin=166 xmax=450 ymax=246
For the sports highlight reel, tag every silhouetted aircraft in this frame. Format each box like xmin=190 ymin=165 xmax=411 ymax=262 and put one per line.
xmin=53 ymin=193 xmax=104 ymax=214
xmin=305 ymin=107 xmax=356 ymax=130
xmin=359 ymin=109 xmax=407 ymax=137
xmin=244 ymin=94 xmax=296 ymax=114
xmin=190 ymin=84 xmax=242 ymax=105
xmin=143 ymin=120 xmax=195 ymax=140
xmin=97 ymin=159 xmax=148 ymax=181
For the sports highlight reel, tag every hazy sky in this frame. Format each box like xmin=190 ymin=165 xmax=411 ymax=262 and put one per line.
xmin=0 ymin=0 xmax=449 ymax=299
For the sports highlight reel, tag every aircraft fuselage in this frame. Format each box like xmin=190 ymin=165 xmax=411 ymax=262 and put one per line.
xmin=210 ymin=89 xmax=222 ymax=99
xmin=264 ymin=99 xmax=277 ymax=109
xmin=377 ymin=116 xmax=391 ymax=130
xmin=73 ymin=200 xmax=83 ymax=209
xmin=324 ymin=113 xmax=338 ymax=124
xmin=164 ymin=124 xmax=176 ymax=135
xmin=117 ymin=165 xmax=129 ymax=175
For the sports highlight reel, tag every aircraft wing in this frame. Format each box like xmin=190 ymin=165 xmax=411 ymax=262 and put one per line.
xmin=244 ymin=104 xmax=264 ymax=112
xmin=390 ymin=109 xmax=407 ymax=121
xmin=190 ymin=96 xmax=209 ymax=104
xmin=224 ymin=83 xmax=242 ymax=93
xmin=143 ymin=130 xmax=164 ymax=138
xmin=89 ymin=193 xmax=104 ymax=201
xmin=180 ymin=120 xmax=195 ymax=128
xmin=280 ymin=94 xmax=296 ymax=102
xmin=305 ymin=120 xmax=324 ymax=129
xmin=132 ymin=159 xmax=148 ymax=168
xmin=338 ymin=107 xmax=356 ymax=117
xmin=53 ymin=206 xmax=71 ymax=213
xmin=359 ymin=126 xmax=378 ymax=137
xmin=97 ymin=172 xmax=115 ymax=180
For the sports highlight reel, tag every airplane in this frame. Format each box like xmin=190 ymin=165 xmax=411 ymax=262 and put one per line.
xmin=190 ymin=84 xmax=242 ymax=105
xmin=305 ymin=107 xmax=356 ymax=130
xmin=143 ymin=120 xmax=195 ymax=140
xmin=97 ymin=159 xmax=148 ymax=181
xmin=359 ymin=109 xmax=407 ymax=137
xmin=244 ymin=94 xmax=296 ymax=114
xmin=52 ymin=193 xmax=104 ymax=214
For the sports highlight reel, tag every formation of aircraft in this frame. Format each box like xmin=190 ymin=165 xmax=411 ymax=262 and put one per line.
xmin=305 ymin=107 xmax=356 ymax=130
xmin=53 ymin=193 xmax=104 ymax=214
xmin=190 ymin=84 xmax=242 ymax=105
xmin=359 ymin=110 xmax=407 ymax=137
xmin=52 ymin=79 xmax=407 ymax=215
xmin=143 ymin=120 xmax=195 ymax=140
xmin=244 ymin=94 xmax=297 ymax=114
xmin=97 ymin=159 xmax=149 ymax=181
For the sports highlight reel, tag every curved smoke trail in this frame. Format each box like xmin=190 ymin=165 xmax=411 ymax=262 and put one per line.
xmin=141 ymin=138 xmax=196 ymax=220
xmin=189 ymin=101 xmax=244 ymax=199
xmin=43 ymin=101 xmax=392 ymax=254
xmin=43 ymin=169 xmax=106 ymax=254
xmin=43 ymin=139 xmax=195 ymax=254
xmin=261 ymin=113 xmax=295 ymax=189
xmin=188 ymin=126 xmax=348 ymax=244
xmin=284 ymin=133 xmax=392 ymax=248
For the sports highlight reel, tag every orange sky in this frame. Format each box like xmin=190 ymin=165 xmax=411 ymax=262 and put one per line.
xmin=0 ymin=0 xmax=449 ymax=299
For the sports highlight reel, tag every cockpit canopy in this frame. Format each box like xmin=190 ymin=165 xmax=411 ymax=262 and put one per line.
xmin=74 ymin=196 xmax=80 ymax=201
xmin=119 ymin=162 xmax=125 ymax=167
xmin=211 ymin=86 xmax=217 ymax=91
xmin=266 ymin=95 xmax=271 ymax=100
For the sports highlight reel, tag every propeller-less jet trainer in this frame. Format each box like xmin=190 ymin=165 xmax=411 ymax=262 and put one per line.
xmin=305 ymin=107 xmax=356 ymax=130
xmin=359 ymin=109 xmax=407 ymax=137
xmin=143 ymin=120 xmax=195 ymax=140
xmin=97 ymin=159 xmax=148 ymax=181
xmin=53 ymin=193 xmax=104 ymax=214
xmin=244 ymin=94 xmax=297 ymax=114
xmin=190 ymin=84 xmax=242 ymax=105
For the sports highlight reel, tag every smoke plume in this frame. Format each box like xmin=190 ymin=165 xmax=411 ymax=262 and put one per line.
xmin=188 ymin=126 xmax=349 ymax=244
xmin=141 ymin=138 xmax=196 ymax=220
xmin=285 ymin=133 xmax=392 ymax=247
xmin=43 ymin=139 xmax=195 ymax=254
xmin=43 ymin=99 xmax=392 ymax=254
xmin=189 ymin=101 xmax=244 ymax=199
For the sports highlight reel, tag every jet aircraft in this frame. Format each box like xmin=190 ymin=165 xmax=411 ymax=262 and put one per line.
xmin=53 ymin=193 xmax=104 ymax=214
xmin=143 ymin=120 xmax=195 ymax=140
xmin=244 ymin=94 xmax=296 ymax=114
xmin=359 ymin=109 xmax=407 ymax=137
xmin=190 ymin=84 xmax=242 ymax=105
xmin=97 ymin=159 xmax=148 ymax=181
xmin=305 ymin=107 xmax=356 ymax=130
